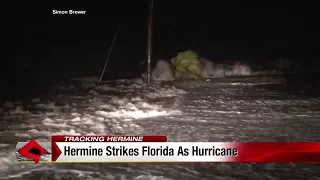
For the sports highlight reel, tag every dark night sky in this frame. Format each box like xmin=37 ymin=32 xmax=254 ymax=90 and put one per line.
xmin=3 ymin=2 xmax=320 ymax=98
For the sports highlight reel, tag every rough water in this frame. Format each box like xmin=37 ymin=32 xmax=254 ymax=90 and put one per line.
xmin=1 ymin=74 xmax=320 ymax=180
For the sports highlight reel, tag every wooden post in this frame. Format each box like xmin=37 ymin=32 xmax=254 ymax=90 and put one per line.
xmin=147 ymin=0 xmax=153 ymax=84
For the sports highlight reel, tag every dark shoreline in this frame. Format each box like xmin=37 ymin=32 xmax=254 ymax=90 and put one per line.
xmin=1 ymin=71 xmax=320 ymax=104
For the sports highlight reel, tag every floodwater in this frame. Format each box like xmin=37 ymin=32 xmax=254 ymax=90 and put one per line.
xmin=0 ymin=73 xmax=320 ymax=180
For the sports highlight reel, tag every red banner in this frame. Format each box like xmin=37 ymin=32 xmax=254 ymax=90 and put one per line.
xmin=49 ymin=139 xmax=320 ymax=163
xmin=232 ymin=142 xmax=320 ymax=162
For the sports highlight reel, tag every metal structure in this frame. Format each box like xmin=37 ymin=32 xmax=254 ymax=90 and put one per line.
xmin=147 ymin=0 xmax=154 ymax=84
xmin=99 ymin=24 xmax=120 ymax=82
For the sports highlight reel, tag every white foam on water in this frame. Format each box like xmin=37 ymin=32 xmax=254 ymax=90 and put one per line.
xmin=94 ymin=98 xmax=181 ymax=120
xmin=8 ymin=106 xmax=30 ymax=115
xmin=200 ymin=58 xmax=215 ymax=78
xmin=3 ymin=74 xmax=318 ymax=179
xmin=110 ymin=96 xmax=130 ymax=105
xmin=71 ymin=112 xmax=81 ymax=117
xmin=42 ymin=118 xmax=71 ymax=128
xmin=0 ymin=149 xmax=20 ymax=178
xmin=0 ymin=79 xmax=178 ymax=178
xmin=151 ymin=60 xmax=175 ymax=81
xmin=95 ymin=84 xmax=118 ymax=91
xmin=212 ymin=64 xmax=226 ymax=78
xmin=133 ymin=175 xmax=174 ymax=180
xmin=35 ymin=102 xmax=56 ymax=109
xmin=145 ymin=87 xmax=186 ymax=99
xmin=231 ymin=62 xmax=251 ymax=76
xmin=144 ymin=59 xmax=254 ymax=80
xmin=0 ymin=79 xmax=184 ymax=166
xmin=141 ymin=60 xmax=175 ymax=82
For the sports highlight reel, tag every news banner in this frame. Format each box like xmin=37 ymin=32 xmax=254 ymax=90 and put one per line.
xmin=15 ymin=136 xmax=320 ymax=163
